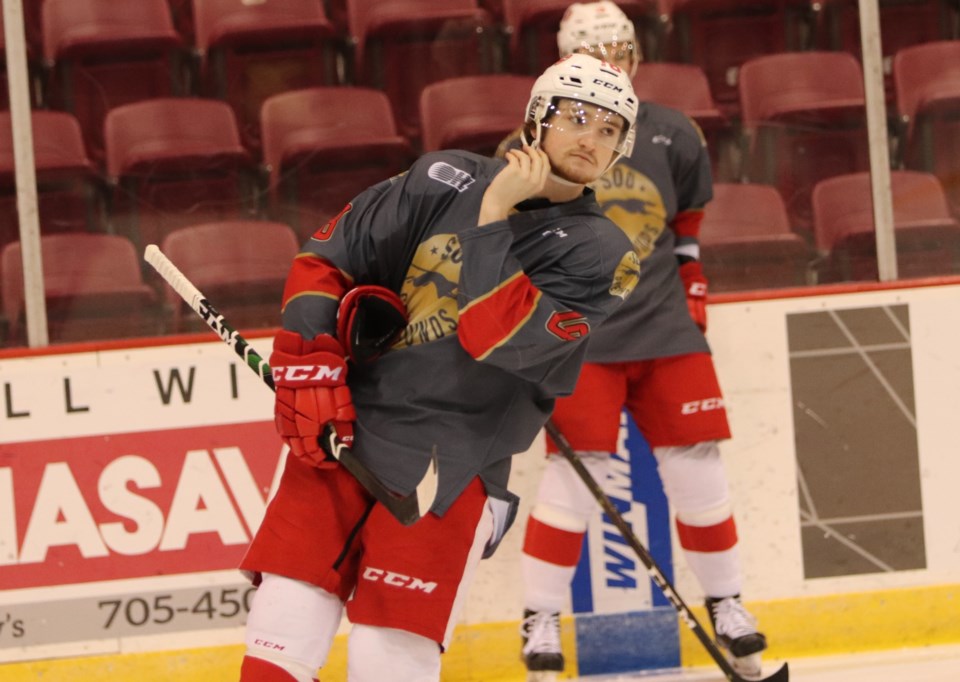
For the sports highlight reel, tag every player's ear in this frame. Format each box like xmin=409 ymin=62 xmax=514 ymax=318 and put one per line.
xmin=524 ymin=121 xmax=539 ymax=147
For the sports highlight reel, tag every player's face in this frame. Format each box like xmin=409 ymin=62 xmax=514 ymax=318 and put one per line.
xmin=574 ymin=41 xmax=638 ymax=74
xmin=539 ymin=98 xmax=623 ymax=184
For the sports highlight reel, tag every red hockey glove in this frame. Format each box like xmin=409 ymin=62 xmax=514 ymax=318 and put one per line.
xmin=271 ymin=329 xmax=356 ymax=467
xmin=679 ymin=260 xmax=708 ymax=332
xmin=336 ymin=285 xmax=408 ymax=364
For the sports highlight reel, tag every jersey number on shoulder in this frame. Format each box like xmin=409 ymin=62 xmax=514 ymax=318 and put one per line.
xmin=312 ymin=203 xmax=352 ymax=242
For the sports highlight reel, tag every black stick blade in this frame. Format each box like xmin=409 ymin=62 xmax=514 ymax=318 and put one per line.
xmin=324 ymin=426 xmax=439 ymax=526
xmin=737 ymin=661 xmax=789 ymax=682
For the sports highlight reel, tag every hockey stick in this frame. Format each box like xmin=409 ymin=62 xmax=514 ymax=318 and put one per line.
xmin=144 ymin=244 xmax=439 ymax=526
xmin=544 ymin=419 xmax=789 ymax=682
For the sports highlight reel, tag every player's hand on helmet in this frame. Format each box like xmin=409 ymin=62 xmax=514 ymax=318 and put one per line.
xmin=271 ymin=329 xmax=356 ymax=468
xmin=479 ymin=144 xmax=550 ymax=225
xmin=679 ymin=260 xmax=708 ymax=332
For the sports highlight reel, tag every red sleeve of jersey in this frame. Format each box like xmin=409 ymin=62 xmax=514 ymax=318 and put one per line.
xmin=458 ymin=271 xmax=542 ymax=361
xmin=281 ymin=252 xmax=353 ymax=311
xmin=672 ymin=208 xmax=704 ymax=239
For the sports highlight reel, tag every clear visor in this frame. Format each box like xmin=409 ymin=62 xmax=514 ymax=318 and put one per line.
xmin=540 ymin=97 xmax=630 ymax=155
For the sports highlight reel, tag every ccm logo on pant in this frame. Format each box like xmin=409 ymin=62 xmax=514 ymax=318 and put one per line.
xmin=680 ymin=397 xmax=724 ymax=415
xmin=362 ymin=567 xmax=437 ymax=593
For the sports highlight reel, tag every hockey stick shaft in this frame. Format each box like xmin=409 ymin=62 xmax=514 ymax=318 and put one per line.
xmin=544 ymin=419 xmax=788 ymax=682
xmin=144 ymin=244 xmax=275 ymax=389
xmin=144 ymin=244 xmax=438 ymax=526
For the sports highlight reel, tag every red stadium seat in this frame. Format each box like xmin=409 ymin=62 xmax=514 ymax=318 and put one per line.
xmin=1 ymin=234 xmax=159 ymax=344
xmin=632 ymin=62 xmax=736 ymax=180
xmin=893 ymin=41 xmax=960 ymax=215
xmin=159 ymin=220 xmax=299 ymax=332
xmin=191 ymin=0 xmax=340 ymax=154
xmin=812 ymin=171 xmax=960 ymax=282
xmin=21 ymin=0 xmax=43 ymax=60
xmin=658 ymin=0 xmax=813 ymax=115
xmin=815 ymin=0 xmax=954 ymax=101
xmin=738 ymin=51 xmax=870 ymax=233
xmin=322 ymin=0 xmax=350 ymax=34
xmin=0 ymin=7 xmax=44 ymax=111
xmin=41 ymin=0 xmax=187 ymax=160
xmin=0 ymin=111 xmax=101 ymax=253
xmin=419 ymin=74 xmax=535 ymax=155
xmin=479 ymin=0 xmax=506 ymax=21
xmin=502 ymin=0 xmax=657 ymax=75
xmin=104 ymin=98 xmax=257 ymax=254
xmin=167 ymin=0 xmax=196 ymax=42
xmin=346 ymin=0 xmax=498 ymax=142
xmin=700 ymin=183 xmax=811 ymax=291
xmin=260 ymin=87 xmax=415 ymax=238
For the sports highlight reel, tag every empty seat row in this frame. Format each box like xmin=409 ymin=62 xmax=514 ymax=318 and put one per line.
xmin=3 ymin=41 xmax=960 ymax=261
xmin=0 ymin=80 xmax=529 ymax=253
xmin=0 ymin=220 xmax=298 ymax=345
xmin=0 ymin=101 xmax=258 ymax=257
xmin=1 ymin=233 xmax=158 ymax=344
xmin=701 ymin=171 xmax=960 ymax=291
xmin=5 ymin=172 xmax=955 ymax=348
xmin=15 ymin=0 xmax=495 ymax=152
xmin=7 ymin=0 xmax=957 ymax=162
xmin=2 ymin=172 xmax=958 ymax=348
xmin=485 ymin=0 xmax=958 ymax=113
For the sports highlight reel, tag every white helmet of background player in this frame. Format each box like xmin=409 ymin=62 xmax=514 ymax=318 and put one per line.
xmin=557 ymin=1 xmax=640 ymax=76
xmin=523 ymin=53 xmax=638 ymax=171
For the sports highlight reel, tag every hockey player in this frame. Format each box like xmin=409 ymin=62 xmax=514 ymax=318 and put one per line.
xmin=238 ymin=54 xmax=644 ymax=682
xmin=515 ymin=3 xmax=769 ymax=680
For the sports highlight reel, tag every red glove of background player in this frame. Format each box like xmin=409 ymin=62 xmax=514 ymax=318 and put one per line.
xmin=270 ymin=329 xmax=356 ymax=467
xmin=679 ymin=260 xmax=708 ymax=332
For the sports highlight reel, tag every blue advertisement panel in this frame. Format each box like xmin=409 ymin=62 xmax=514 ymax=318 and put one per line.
xmin=569 ymin=412 xmax=679 ymax=675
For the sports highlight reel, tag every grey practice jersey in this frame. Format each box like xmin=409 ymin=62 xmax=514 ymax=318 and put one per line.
xmin=280 ymin=150 xmax=640 ymax=514
xmin=584 ymin=101 xmax=714 ymax=362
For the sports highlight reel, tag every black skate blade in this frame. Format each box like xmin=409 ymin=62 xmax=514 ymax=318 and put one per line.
xmin=735 ymin=661 xmax=789 ymax=682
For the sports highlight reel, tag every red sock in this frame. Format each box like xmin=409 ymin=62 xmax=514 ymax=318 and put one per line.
xmin=239 ymin=656 xmax=318 ymax=682
xmin=522 ymin=515 xmax=585 ymax=567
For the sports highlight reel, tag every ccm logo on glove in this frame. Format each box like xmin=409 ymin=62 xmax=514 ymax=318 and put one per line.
xmin=271 ymin=330 xmax=356 ymax=467
xmin=678 ymin=260 xmax=708 ymax=333
xmin=273 ymin=364 xmax=344 ymax=384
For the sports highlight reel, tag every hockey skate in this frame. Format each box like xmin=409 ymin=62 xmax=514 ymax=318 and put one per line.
xmin=706 ymin=595 xmax=768 ymax=681
xmin=520 ymin=609 xmax=564 ymax=681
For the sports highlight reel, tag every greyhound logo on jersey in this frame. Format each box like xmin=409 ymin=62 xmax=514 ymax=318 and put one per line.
xmin=427 ymin=162 xmax=476 ymax=192
xmin=610 ymin=250 xmax=641 ymax=299
xmin=396 ymin=233 xmax=463 ymax=347
xmin=592 ymin=163 xmax=667 ymax=264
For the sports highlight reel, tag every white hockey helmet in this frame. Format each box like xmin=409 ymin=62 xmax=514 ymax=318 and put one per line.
xmin=523 ymin=53 xmax=638 ymax=170
xmin=557 ymin=1 xmax=640 ymax=75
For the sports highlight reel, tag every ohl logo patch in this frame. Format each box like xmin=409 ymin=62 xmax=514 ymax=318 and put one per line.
xmin=427 ymin=161 xmax=475 ymax=192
